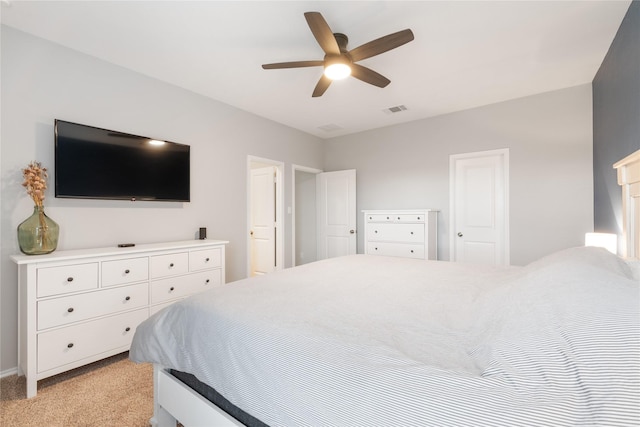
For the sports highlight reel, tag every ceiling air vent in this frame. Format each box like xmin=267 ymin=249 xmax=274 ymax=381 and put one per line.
xmin=318 ymin=123 xmax=343 ymax=133
xmin=383 ymin=105 xmax=408 ymax=114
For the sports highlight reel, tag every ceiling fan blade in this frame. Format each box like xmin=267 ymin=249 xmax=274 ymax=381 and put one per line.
xmin=351 ymin=64 xmax=391 ymax=88
xmin=304 ymin=12 xmax=340 ymax=55
xmin=262 ymin=60 xmax=324 ymax=70
xmin=349 ymin=29 xmax=414 ymax=62
xmin=312 ymin=75 xmax=332 ymax=97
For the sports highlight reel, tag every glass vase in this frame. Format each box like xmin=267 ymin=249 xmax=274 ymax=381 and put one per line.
xmin=17 ymin=206 xmax=59 ymax=255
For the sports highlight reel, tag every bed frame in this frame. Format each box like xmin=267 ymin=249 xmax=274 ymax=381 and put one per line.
xmin=614 ymin=149 xmax=640 ymax=259
xmin=150 ymin=365 xmax=243 ymax=427
xmin=149 ymin=150 xmax=640 ymax=427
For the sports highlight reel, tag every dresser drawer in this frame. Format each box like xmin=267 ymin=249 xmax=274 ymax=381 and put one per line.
xmin=150 ymin=252 xmax=189 ymax=278
xmin=366 ymin=242 xmax=425 ymax=259
xmin=395 ymin=214 xmax=426 ymax=222
xmin=366 ymin=223 xmax=425 ymax=243
xmin=37 ymin=283 xmax=148 ymax=330
xmin=366 ymin=213 xmax=425 ymax=223
xmin=37 ymin=263 xmax=99 ymax=298
xmin=102 ymin=257 xmax=149 ymax=287
xmin=37 ymin=308 xmax=148 ymax=374
xmin=189 ymin=248 xmax=222 ymax=271
xmin=150 ymin=270 xmax=220 ymax=305
xmin=366 ymin=213 xmax=395 ymax=222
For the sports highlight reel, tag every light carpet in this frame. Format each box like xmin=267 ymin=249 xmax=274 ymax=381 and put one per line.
xmin=0 ymin=352 xmax=153 ymax=427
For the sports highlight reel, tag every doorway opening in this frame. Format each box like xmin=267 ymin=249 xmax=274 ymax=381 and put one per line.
xmin=292 ymin=165 xmax=322 ymax=266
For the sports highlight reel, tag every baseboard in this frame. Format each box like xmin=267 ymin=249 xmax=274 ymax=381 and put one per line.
xmin=0 ymin=366 xmax=18 ymax=378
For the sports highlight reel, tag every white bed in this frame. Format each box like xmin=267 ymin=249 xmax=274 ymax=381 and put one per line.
xmin=130 ymin=247 xmax=639 ymax=427
xmin=131 ymin=149 xmax=640 ymax=427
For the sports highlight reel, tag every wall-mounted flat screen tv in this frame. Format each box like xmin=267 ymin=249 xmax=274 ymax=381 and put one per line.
xmin=55 ymin=120 xmax=190 ymax=202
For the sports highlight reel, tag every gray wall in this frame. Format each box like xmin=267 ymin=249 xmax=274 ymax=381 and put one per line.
xmin=593 ymin=0 xmax=640 ymax=252
xmin=0 ymin=26 xmax=324 ymax=373
xmin=324 ymin=84 xmax=594 ymax=265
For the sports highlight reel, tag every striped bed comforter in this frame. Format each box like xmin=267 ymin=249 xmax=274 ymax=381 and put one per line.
xmin=130 ymin=247 xmax=639 ymax=426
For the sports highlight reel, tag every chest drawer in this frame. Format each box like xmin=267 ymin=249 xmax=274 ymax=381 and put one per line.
xmin=366 ymin=214 xmax=395 ymax=222
xmin=150 ymin=252 xmax=189 ymax=279
xmin=37 ymin=308 xmax=148 ymax=374
xmin=366 ymin=242 xmax=425 ymax=259
xmin=366 ymin=223 xmax=425 ymax=243
xmin=189 ymin=248 xmax=222 ymax=271
xmin=37 ymin=263 xmax=99 ymax=298
xmin=150 ymin=270 xmax=221 ymax=305
xmin=395 ymin=214 xmax=426 ymax=222
xmin=366 ymin=213 xmax=425 ymax=223
xmin=102 ymin=257 xmax=149 ymax=287
xmin=37 ymin=283 xmax=148 ymax=330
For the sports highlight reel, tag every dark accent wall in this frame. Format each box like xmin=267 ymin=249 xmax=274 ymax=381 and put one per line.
xmin=593 ymin=0 xmax=640 ymax=246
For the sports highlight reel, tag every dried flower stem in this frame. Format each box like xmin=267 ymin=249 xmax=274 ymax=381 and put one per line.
xmin=22 ymin=161 xmax=48 ymax=208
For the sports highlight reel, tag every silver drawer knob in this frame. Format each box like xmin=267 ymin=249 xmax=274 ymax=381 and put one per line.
xmin=125 ymin=327 xmax=131 ymax=332
xmin=124 ymin=269 xmax=130 ymax=274
xmin=67 ymin=343 xmax=74 ymax=349
xmin=125 ymin=296 xmax=131 ymax=301
xmin=67 ymin=307 xmax=74 ymax=313
xmin=458 ymin=232 xmax=463 ymax=237
xmin=66 ymin=277 xmax=74 ymax=282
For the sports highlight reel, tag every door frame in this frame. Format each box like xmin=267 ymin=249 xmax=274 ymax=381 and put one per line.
xmin=291 ymin=164 xmax=323 ymax=267
xmin=247 ymin=156 xmax=284 ymax=277
xmin=449 ymin=148 xmax=510 ymax=265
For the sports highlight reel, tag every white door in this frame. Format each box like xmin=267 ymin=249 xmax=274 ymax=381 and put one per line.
xmin=450 ymin=149 xmax=509 ymax=265
xmin=250 ymin=166 xmax=276 ymax=276
xmin=317 ymin=170 xmax=357 ymax=259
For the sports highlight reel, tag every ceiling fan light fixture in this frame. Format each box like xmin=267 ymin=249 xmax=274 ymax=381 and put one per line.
xmin=324 ymin=55 xmax=352 ymax=80
xmin=262 ymin=12 xmax=414 ymax=96
xmin=324 ymin=63 xmax=351 ymax=80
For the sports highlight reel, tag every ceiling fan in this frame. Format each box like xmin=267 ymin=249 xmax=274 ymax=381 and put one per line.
xmin=262 ymin=12 xmax=414 ymax=97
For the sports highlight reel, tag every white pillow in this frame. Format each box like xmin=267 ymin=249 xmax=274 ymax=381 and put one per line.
xmin=625 ymin=259 xmax=640 ymax=282
xmin=525 ymin=246 xmax=634 ymax=280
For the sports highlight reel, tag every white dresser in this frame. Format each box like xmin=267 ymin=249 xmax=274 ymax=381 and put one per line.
xmin=363 ymin=210 xmax=438 ymax=260
xmin=11 ymin=239 xmax=227 ymax=398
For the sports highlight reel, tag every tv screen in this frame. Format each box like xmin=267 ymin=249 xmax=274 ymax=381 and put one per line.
xmin=55 ymin=120 xmax=190 ymax=202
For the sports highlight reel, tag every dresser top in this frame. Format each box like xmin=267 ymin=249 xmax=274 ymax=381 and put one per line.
xmin=10 ymin=239 xmax=228 ymax=265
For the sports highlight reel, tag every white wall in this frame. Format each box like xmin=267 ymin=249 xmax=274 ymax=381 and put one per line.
xmin=0 ymin=26 xmax=324 ymax=373
xmin=324 ymin=84 xmax=594 ymax=265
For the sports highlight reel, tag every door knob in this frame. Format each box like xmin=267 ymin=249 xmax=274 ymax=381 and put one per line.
xmin=349 ymin=230 xmax=355 ymax=234
xmin=457 ymin=232 xmax=463 ymax=237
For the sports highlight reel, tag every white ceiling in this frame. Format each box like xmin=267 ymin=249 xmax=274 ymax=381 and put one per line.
xmin=1 ymin=1 xmax=631 ymax=139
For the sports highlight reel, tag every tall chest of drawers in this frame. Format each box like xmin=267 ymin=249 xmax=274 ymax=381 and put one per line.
xmin=11 ymin=239 xmax=227 ymax=398
xmin=363 ymin=209 xmax=438 ymax=260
